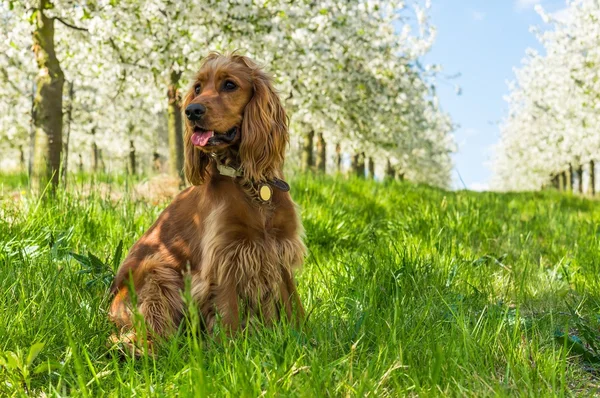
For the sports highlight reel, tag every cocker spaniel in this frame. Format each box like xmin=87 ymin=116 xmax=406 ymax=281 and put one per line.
xmin=109 ymin=54 xmax=305 ymax=353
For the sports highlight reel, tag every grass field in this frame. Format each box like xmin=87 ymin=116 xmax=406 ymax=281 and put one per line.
xmin=1 ymin=173 xmax=600 ymax=396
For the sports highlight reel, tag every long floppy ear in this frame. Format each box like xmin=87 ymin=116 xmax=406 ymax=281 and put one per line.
xmin=239 ymin=66 xmax=288 ymax=181
xmin=181 ymin=85 xmax=210 ymax=185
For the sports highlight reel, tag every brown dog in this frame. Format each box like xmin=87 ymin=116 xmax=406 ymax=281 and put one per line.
xmin=109 ymin=54 xmax=305 ymax=352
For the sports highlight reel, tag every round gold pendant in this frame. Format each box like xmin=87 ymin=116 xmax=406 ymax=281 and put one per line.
xmin=259 ymin=184 xmax=272 ymax=202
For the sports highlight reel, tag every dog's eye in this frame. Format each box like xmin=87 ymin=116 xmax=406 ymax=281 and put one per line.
xmin=223 ymin=80 xmax=237 ymax=91
xmin=194 ymin=84 xmax=201 ymax=95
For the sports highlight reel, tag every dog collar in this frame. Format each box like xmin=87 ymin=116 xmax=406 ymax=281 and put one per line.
xmin=211 ymin=153 xmax=243 ymax=178
xmin=210 ymin=154 xmax=289 ymax=203
xmin=255 ymin=178 xmax=290 ymax=203
xmin=216 ymin=163 xmax=243 ymax=178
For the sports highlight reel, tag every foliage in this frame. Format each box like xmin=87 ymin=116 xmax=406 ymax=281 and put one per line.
xmin=493 ymin=0 xmax=600 ymax=190
xmin=1 ymin=173 xmax=600 ymax=395
xmin=0 ymin=0 xmax=455 ymax=186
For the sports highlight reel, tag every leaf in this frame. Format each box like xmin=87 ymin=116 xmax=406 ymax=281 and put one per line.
xmin=26 ymin=342 xmax=45 ymax=367
xmin=554 ymin=330 xmax=600 ymax=364
xmin=112 ymin=240 xmax=123 ymax=270
xmin=5 ymin=351 xmax=20 ymax=370
xmin=88 ymin=252 xmax=106 ymax=271
xmin=34 ymin=360 xmax=62 ymax=374
xmin=70 ymin=252 xmax=91 ymax=268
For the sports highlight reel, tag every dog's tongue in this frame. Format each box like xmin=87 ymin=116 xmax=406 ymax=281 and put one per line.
xmin=191 ymin=131 xmax=214 ymax=147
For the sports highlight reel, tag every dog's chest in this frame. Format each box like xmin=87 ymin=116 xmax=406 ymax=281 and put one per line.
xmin=198 ymin=201 xmax=290 ymax=283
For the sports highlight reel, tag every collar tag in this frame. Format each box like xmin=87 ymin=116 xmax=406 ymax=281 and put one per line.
xmin=217 ymin=164 xmax=242 ymax=178
xmin=258 ymin=183 xmax=273 ymax=202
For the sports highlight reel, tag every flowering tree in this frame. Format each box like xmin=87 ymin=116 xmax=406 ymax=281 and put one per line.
xmin=0 ymin=0 xmax=456 ymax=188
xmin=493 ymin=0 xmax=600 ymax=193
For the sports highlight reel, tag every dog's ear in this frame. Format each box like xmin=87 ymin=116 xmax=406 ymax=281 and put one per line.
xmin=239 ymin=63 xmax=288 ymax=181
xmin=182 ymin=86 xmax=210 ymax=185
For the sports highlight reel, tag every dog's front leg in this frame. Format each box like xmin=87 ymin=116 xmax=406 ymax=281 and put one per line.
xmin=191 ymin=273 xmax=240 ymax=335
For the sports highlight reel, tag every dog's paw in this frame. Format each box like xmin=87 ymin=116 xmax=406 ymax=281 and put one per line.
xmin=107 ymin=331 xmax=155 ymax=358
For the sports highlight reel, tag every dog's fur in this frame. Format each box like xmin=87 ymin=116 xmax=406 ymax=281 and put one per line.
xmin=109 ymin=54 xmax=305 ymax=349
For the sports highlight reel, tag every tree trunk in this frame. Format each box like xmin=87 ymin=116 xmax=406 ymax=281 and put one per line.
xmin=356 ymin=152 xmax=365 ymax=178
xmin=28 ymin=79 xmax=35 ymax=179
xmin=577 ymin=165 xmax=584 ymax=194
xmin=128 ymin=140 xmax=136 ymax=175
xmin=62 ymin=80 xmax=74 ymax=184
xmin=368 ymin=157 xmax=375 ymax=179
xmin=559 ymin=171 xmax=566 ymax=191
xmin=91 ymin=129 xmax=99 ymax=173
xmin=335 ymin=142 xmax=342 ymax=173
xmin=301 ymin=130 xmax=314 ymax=172
xmin=567 ymin=164 xmax=573 ymax=192
xmin=99 ymin=149 xmax=106 ymax=172
xmin=553 ymin=175 xmax=559 ymax=190
xmin=315 ymin=132 xmax=326 ymax=173
xmin=590 ymin=160 xmax=595 ymax=196
xmin=167 ymin=69 xmax=184 ymax=182
xmin=153 ymin=152 xmax=162 ymax=172
xmin=385 ymin=158 xmax=394 ymax=180
xmin=351 ymin=153 xmax=358 ymax=175
xmin=31 ymin=1 xmax=64 ymax=191
xmin=78 ymin=154 xmax=84 ymax=173
xmin=397 ymin=170 xmax=405 ymax=182
xmin=19 ymin=146 xmax=26 ymax=172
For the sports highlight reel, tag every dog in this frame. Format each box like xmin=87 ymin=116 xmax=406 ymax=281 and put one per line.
xmin=108 ymin=53 xmax=305 ymax=353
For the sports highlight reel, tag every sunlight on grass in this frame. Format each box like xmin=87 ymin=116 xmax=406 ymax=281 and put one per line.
xmin=1 ymin=173 xmax=599 ymax=395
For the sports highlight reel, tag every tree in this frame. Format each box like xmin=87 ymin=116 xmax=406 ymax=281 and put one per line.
xmin=0 ymin=0 xmax=455 ymax=188
xmin=493 ymin=1 xmax=600 ymax=191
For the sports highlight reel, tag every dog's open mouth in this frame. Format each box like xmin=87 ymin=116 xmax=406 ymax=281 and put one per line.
xmin=191 ymin=126 xmax=238 ymax=147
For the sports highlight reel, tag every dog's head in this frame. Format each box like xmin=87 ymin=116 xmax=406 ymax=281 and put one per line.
xmin=182 ymin=53 xmax=288 ymax=185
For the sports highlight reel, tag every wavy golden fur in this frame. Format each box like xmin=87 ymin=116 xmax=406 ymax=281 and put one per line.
xmin=109 ymin=54 xmax=305 ymax=353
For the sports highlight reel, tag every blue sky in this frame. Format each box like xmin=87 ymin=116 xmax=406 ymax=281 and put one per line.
xmin=420 ymin=0 xmax=568 ymax=190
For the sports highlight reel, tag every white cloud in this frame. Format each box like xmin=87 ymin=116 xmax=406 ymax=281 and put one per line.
xmin=515 ymin=0 xmax=541 ymax=11
xmin=471 ymin=10 xmax=486 ymax=21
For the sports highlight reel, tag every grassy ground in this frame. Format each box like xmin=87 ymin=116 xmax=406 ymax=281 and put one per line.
xmin=1 ymin=172 xmax=600 ymax=396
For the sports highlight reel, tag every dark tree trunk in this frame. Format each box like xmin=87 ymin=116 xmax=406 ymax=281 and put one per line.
xmin=351 ymin=153 xmax=358 ymax=175
xmin=153 ymin=152 xmax=161 ymax=172
xmin=99 ymin=149 xmax=106 ymax=173
xmin=78 ymin=154 xmax=83 ymax=173
xmin=567 ymin=164 xmax=573 ymax=192
xmin=553 ymin=175 xmax=559 ymax=190
xmin=315 ymin=132 xmax=326 ymax=173
xmin=577 ymin=165 xmax=584 ymax=194
xmin=19 ymin=146 xmax=26 ymax=172
xmin=31 ymin=0 xmax=64 ymax=191
xmin=559 ymin=171 xmax=566 ymax=191
xmin=301 ymin=130 xmax=314 ymax=172
xmin=368 ymin=157 xmax=375 ymax=179
xmin=397 ymin=170 xmax=405 ymax=182
xmin=128 ymin=140 xmax=136 ymax=175
xmin=356 ymin=152 xmax=365 ymax=178
xmin=91 ymin=128 xmax=99 ymax=173
xmin=385 ymin=158 xmax=394 ymax=180
xmin=335 ymin=142 xmax=342 ymax=173
xmin=167 ymin=69 xmax=184 ymax=182
xmin=590 ymin=160 xmax=595 ymax=196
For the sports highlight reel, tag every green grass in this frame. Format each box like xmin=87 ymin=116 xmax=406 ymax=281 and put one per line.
xmin=1 ymin=172 xmax=600 ymax=396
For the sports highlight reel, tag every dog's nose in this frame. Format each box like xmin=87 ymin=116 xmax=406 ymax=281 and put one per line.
xmin=185 ymin=103 xmax=206 ymax=121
